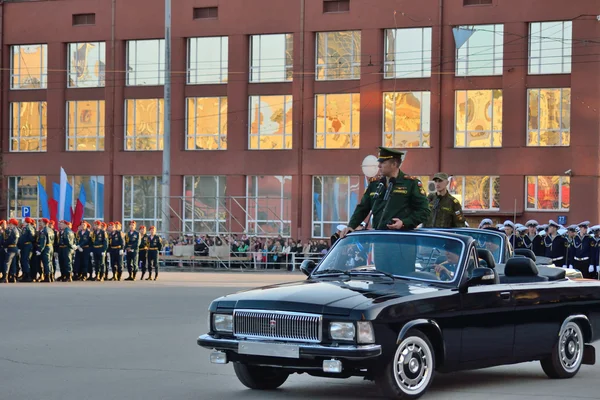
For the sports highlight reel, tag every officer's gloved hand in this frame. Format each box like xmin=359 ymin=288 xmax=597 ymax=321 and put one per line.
xmin=589 ymin=265 xmax=595 ymax=273
xmin=35 ymin=251 xmax=41 ymax=256
xmin=119 ymin=250 xmax=124 ymax=255
xmin=77 ymin=246 xmax=83 ymax=252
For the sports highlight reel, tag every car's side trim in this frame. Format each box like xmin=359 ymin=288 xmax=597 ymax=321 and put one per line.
xmin=561 ymin=314 xmax=593 ymax=343
xmin=397 ymin=319 xmax=446 ymax=365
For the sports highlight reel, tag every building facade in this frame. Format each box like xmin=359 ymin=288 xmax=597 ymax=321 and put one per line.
xmin=1 ymin=0 xmax=599 ymax=238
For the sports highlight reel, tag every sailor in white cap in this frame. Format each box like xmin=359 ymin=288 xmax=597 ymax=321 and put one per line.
xmin=523 ymin=220 xmax=544 ymax=256
xmin=544 ymin=220 xmax=569 ymax=268
xmin=503 ymin=220 xmax=523 ymax=249
xmin=571 ymin=221 xmax=595 ymax=277
xmin=331 ymin=224 xmax=347 ymax=247
xmin=478 ymin=218 xmax=493 ymax=229
xmin=590 ymin=226 xmax=600 ymax=279
xmin=565 ymin=225 xmax=578 ymax=269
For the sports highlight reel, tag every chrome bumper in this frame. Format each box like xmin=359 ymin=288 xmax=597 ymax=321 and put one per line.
xmin=197 ymin=334 xmax=382 ymax=360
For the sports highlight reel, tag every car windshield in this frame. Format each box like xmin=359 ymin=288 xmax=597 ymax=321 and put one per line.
xmin=443 ymin=229 xmax=503 ymax=262
xmin=313 ymin=233 xmax=466 ymax=284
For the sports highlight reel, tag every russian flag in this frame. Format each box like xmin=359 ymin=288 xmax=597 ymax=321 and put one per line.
xmin=37 ymin=180 xmax=50 ymax=219
xmin=72 ymin=184 xmax=86 ymax=230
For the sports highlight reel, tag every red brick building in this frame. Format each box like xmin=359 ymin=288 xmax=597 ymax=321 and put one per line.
xmin=1 ymin=0 xmax=599 ymax=238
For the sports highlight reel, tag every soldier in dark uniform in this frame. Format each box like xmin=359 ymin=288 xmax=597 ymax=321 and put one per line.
xmin=572 ymin=221 xmax=595 ymax=278
xmin=91 ymin=220 xmax=108 ymax=281
xmin=18 ymin=217 xmax=36 ymax=282
xmin=590 ymin=226 xmax=600 ymax=279
xmin=74 ymin=222 xmax=92 ymax=281
xmin=345 ymin=147 xmax=430 ymax=233
xmin=523 ymin=220 xmax=545 ymax=257
xmin=330 ymin=224 xmax=345 ymax=247
xmin=544 ymin=220 xmax=569 ymax=268
xmin=30 ymin=220 xmax=42 ymax=282
xmin=565 ymin=225 xmax=578 ymax=269
xmin=37 ymin=218 xmax=55 ymax=283
xmin=0 ymin=221 xmax=5 ymax=282
xmin=125 ymin=221 xmax=141 ymax=281
xmin=146 ymin=226 xmax=163 ymax=281
xmin=58 ymin=221 xmax=77 ymax=282
xmin=109 ymin=221 xmax=126 ymax=281
xmin=138 ymin=226 xmax=150 ymax=280
xmin=424 ymin=172 xmax=465 ymax=228
xmin=2 ymin=219 xmax=20 ymax=283
xmin=503 ymin=221 xmax=524 ymax=249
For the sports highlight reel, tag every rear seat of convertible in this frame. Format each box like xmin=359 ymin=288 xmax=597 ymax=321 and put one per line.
xmin=499 ymin=257 xmax=549 ymax=283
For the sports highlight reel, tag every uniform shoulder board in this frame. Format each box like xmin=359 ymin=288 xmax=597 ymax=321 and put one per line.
xmin=404 ymin=175 xmax=415 ymax=180
xmin=453 ymin=198 xmax=460 ymax=204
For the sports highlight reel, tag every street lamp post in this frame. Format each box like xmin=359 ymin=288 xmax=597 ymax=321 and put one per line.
xmin=161 ymin=0 xmax=171 ymax=238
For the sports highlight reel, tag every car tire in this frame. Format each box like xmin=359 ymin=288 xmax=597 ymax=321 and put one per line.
xmin=540 ymin=321 xmax=584 ymax=379
xmin=375 ymin=329 xmax=436 ymax=399
xmin=233 ymin=362 xmax=289 ymax=390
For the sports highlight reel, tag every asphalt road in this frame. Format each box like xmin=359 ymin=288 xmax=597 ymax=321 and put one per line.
xmin=1 ymin=272 xmax=599 ymax=400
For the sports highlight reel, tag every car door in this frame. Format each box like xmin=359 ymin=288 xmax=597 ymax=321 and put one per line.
xmin=459 ymin=246 xmax=516 ymax=365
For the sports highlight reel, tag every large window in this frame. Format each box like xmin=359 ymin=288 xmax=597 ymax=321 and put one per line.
xmin=529 ymin=21 xmax=572 ymax=75
xmin=449 ymin=176 xmax=500 ymax=210
xmin=249 ymin=95 xmax=293 ymax=150
xmin=455 ymin=24 xmax=503 ymax=76
xmin=527 ymin=88 xmax=570 ymax=147
xmin=7 ymin=176 xmax=46 ymax=219
xmin=125 ymin=99 xmax=164 ymax=151
xmin=312 ymin=176 xmax=360 ymax=238
xmin=10 ymin=44 xmax=47 ymax=89
xmin=68 ymin=42 xmax=106 ymax=88
xmin=186 ymin=97 xmax=227 ymax=150
xmin=123 ymin=176 xmax=162 ymax=228
xmin=250 ymin=34 xmax=293 ymax=82
xmin=246 ymin=176 xmax=292 ymax=236
xmin=66 ymin=100 xmax=105 ymax=151
xmin=455 ymin=90 xmax=502 ymax=148
xmin=10 ymin=102 xmax=47 ymax=152
xmin=183 ymin=176 xmax=227 ymax=234
xmin=315 ymin=93 xmax=360 ymax=149
xmin=385 ymin=28 xmax=432 ymax=78
xmin=316 ymin=31 xmax=361 ymax=80
xmin=526 ymin=176 xmax=570 ymax=211
xmin=188 ymin=37 xmax=228 ymax=84
xmin=383 ymin=91 xmax=430 ymax=148
xmin=69 ymin=176 xmax=105 ymax=221
xmin=127 ymin=39 xmax=165 ymax=86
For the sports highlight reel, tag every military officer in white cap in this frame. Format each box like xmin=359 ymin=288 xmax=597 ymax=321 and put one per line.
xmin=523 ymin=220 xmax=544 ymax=256
xmin=572 ymin=221 xmax=595 ymax=278
xmin=331 ymin=224 xmax=347 ymax=247
xmin=545 ymin=220 xmax=569 ymax=268
xmin=478 ymin=218 xmax=493 ymax=229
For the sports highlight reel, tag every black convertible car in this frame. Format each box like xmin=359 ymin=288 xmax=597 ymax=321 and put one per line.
xmin=197 ymin=230 xmax=600 ymax=399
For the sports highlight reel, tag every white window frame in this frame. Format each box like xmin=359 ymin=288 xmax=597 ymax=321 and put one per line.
xmin=315 ymin=31 xmax=361 ymax=81
xmin=10 ymin=44 xmax=48 ymax=90
xmin=124 ymin=99 xmax=164 ymax=151
xmin=187 ymin=36 xmax=228 ymax=84
xmin=66 ymin=100 xmax=105 ymax=151
xmin=526 ymin=88 xmax=570 ymax=147
xmin=68 ymin=176 xmax=105 ymax=221
xmin=186 ymin=97 xmax=227 ymax=150
xmin=182 ymin=176 xmax=227 ymax=234
xmin=528 ymin=21 xmax=572 ymax=75
xmin=249 ymin=34 xmax=293 ymax=83
xmin=67 ymin=42 xmax=106 ymax=88
xmin=455 ymin=24 xmax=504 ymax=77
xmin=122 ymin=176 xmax=162 ymax=228
xmin=384 ymin=27 xmax=432 ymax=79
xmin=311 ymin=176 xmax=360 ymax=238
xmin=525 ymin=176 xmax=570 ymax=211
xmin=382 ymin=91 xmax=431 ymax=148
xmin=454 ymin=89 xmax=502 ymax=148
xmin=126 ymin=39 xmax=166 ymax=86
xmin=450 ymin=175 xmax=500 ymax=211
xmin=314 ymin=93 xmax=360 ymax=149
xmin=245 ymin=176 xmax=292 ymax=237
xmin=248 ymin=95 xmax=293 ymax=150
xmin=9 ymin=102 xmax=47 ymax=153
xmin=6 ymin=176 xmax=45 ymax=219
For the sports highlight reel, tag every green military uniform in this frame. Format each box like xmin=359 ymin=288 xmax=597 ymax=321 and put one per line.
xmin=348 ymin=148 xmax=430 ymax=230
xmin=425 ymin=192 xmax=465 ymax=228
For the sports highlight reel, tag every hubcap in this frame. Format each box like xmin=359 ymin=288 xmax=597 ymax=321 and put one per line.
xmin=393 ymin=336 xmax=433 ymax=394
xmin=559 ymin=322 xmax=583 ymax=373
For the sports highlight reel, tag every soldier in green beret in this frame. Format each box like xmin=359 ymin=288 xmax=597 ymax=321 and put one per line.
xmin=424 ymin=173 xmax=466 ymax=228
xmin=344 ymin=147 xmax=430 ymax=235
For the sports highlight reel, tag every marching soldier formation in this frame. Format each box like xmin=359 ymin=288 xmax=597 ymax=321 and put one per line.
xmin=0 ymin=218 xmax=162 ymax=283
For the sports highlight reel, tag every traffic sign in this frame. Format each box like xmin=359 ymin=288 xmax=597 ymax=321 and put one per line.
xmin=22 ymin=206 xmax=31 ymax=218
xmin=557 ymin=215 xmax=567 ymax=225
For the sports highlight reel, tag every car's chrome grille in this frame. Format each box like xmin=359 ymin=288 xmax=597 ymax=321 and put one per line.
xmin=233 ymin=310 xmax=322 ymax=343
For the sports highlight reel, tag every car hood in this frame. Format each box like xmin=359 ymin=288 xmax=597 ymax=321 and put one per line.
xmin=213 ymin=277 xmax=446 ymax=316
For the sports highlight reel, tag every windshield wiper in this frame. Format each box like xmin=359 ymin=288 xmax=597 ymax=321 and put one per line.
xmin=312 ymin=269 xmax=351 ymax=277
xmin=347 ymin=268 xmax=398 ymax=280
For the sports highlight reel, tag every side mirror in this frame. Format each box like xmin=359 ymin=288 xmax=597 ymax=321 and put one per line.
xmin=300 ymin=259 xmax=317 ymax=276
xmin=459 ymin=267 xmax=495 ymax=293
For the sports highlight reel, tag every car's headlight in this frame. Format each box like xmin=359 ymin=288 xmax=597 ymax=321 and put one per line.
xmin=357 ymin=321 xmax=375 ymax=344
xmin=330 ymin=322 xmax=355 ymax=341
xmin=212 ymin=314 xmax=233 ymax=332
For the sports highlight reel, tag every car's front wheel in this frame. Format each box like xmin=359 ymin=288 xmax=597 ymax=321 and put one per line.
xmin=233 ymin=363 xmax=289 ymax=390
xmin=540 ymin=320 xmax=584 ymax=379
xmin=375 ymin=329 xmax=435 ymax=399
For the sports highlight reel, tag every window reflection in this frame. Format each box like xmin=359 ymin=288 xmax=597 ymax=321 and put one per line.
xmin=7 ymin=176 xmax=46 ymax=218
xmin=127 ymin=40 xmax=165 ymax=86
xmin=455 ymin=90 xmax=502 ymax=148
xmin=11 ymin=44 xmax=47 ymax=89
xmin=385 ymin=28 xmax=432 ymax=78
xmin=316 ymin=31 xmax=361 ymax=80
xmin=67 ymin=101 xmax=105 ymax=151
xmin=68 ymin=42 xmax=106 ymax=88
xmin=246 ymin=176 xmax=292 ymax=236
xmin=526 ymin=176 xmax=569 ymax=210
xmin=10 ymin=102 xmax=47 ymax=152
xmin=312 ymin=176 xmax=360 ymax=238
xmin=188 ymin=37 xmax=228 ymax=84
xmin=187 ymin=97 xmax=227 ymax=150
xmin=250 ymin=34 xmax=293 ymax=82
xmin=529 ymin=21 xmax=572 ymax=75
xmin=527 ymin=88 xmax=570 ymax=146
xmin=183 ymin=176 xmax=227 ymax=234
xmin=315 ymin=93 xmax=360 ymax=149
xmin=449 ymin=176 xmax=500 ymax=210
xmin=249 ymin=95 xmax=293 ymax=150
xmin=456 ymin=24 xmax=503 ymax=76
xmin=122 ymin=176 xmax=162 ymax=228
xmin=125 ymin=99 xmax=164 ymax=151
xmin=383 ymin=92 xmax=430 ymax=148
